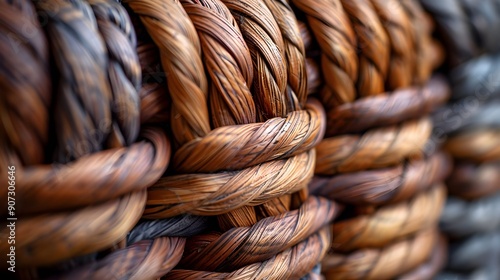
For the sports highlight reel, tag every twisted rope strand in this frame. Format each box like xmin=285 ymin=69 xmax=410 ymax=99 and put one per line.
xmin=370 ymin=0 xmax=414 ymax=89
xmin=0 ymin=191 xmax=146 ymax=267
xmin=173 ymin=99 xmax=325 ymax=172
xmin=125 ymin=0 xmax=210 ymax=145
xmin=12 ymin=127 xmax=169 ymax=216
xmin=331 ymin=185 xmax=445 ymax=252
xmin=445 ymin=129 xmax=500 ymax=162
xmin=322 ymin=228 xmax=437 ymax=280
xmin=316 ymin=117 xmax=431 ymax=174
xmin=0 ymin=0 xmax=51 ymax=165
xmin=221 ymin=0 xmax=288 ymax=120
xmin=36 ymin=0 xmax=113 ymax=162
xmin=292 ymin=0 xmax=358 ymax=107
xmin=263 ymin=0 xmax=307 ymax=109
xmin=145 ymin=149 xmax=315 ymax=218
xmin=180 ymin=0 xmax=256 ymax=128
xmin=178 ymin=196 xmax=337 ymax=271
xmin=326 ymin=76 xmax=449 ymax=136
xmin=166 ymin=227 xmax=331 ymax=280
xmin=310 ymin=152 xmax=451 ymax=205
xmin=50 ymin=238 xmax=185 ymax=280
xmin=90 ymin=0 xmax=141 ymax=146
xmin=340 ymin=0 xmax=389 ymax=97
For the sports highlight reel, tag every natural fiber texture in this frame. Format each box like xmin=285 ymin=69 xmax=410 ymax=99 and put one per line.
xmin=419 ymin=0 xmax=500 ymax=66
xmin=440 ymin=192 xmax=500 ymax=238
xmin=172 ymin=100 xmax=325 ymax=173
xmin=397 ymin=235 xmax=447 ymax=280
xmin=291 ymin=0 xmax=358 ymax=106
xmin=177 ymin=196 xmax=337 ymax=271
xmin=330 ymin=185 xmax=445 ymax=252
xmin=0 ymin=0 xmax=177 ymax=272
xmin=340 ymin=0 xmax=388 ymax=98
xmin=310 ymin=152 xmax=451 ymax=205
xmin=127 ymin=215 xmax=214 ymax=244
xmin=124 ymin=0 xmax=211 ymax=145
xmin=36 ymin=0 xmax=114 ymax=162
xmin=0 ymin=0 xmax=51 ymax=166
xmin=145 ymin=149 xmax=315 ymax=218
xmin=446 ymin=231 xmax=500 ymax=272
xmin=0 ymin=191 xmax=146 ymax=267
xmin=400 ymin=0 xmax=443 ymax=84
xmin=369 ymin=0 xmax=414 ymax=89
xmin=322 ymin=228 xmax=438 ymax=280
xmin=447 ymin=161 xmax=500 ymax=200
xmin=315 ymin=117 xmax=431 ymax=175
xmin=45 ymin=238 xmax=185 ymax=280
xmin=262 ymin=0 xmax=307 ymax=109
xmin=166 ymin=227 xmax=331 ymax=280
xmin=9 ymin=127 xmax=169 ymax=216
xmin=220 ymin=0 xmax=289 ymax=121
xmin=326 ymin=76 xmax=449 ymax=136
xmin=445 ymin=129 xmax=500 ymax=163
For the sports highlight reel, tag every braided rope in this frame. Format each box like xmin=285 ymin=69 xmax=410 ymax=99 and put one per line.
xmin=311 ymin=152 xmax=451 ymax=205
xmin=36 ymin=0 xmax=113 ymax=162
xmin=221 ymin=0 xmax=287 ymax=120
xmin=263 ymin=0 xmax=307 ymax=109
xmin=0 ymin=1 xmax=173 ymax=272
xmin=322 ymin=228 xmax=438 ymax=280
xmin=90 ymin=0 xmax=141 ymax=146
xmin=166 ymin=227 xmax=331 ymax=279
xmin=0 ymin=191 xmax=146 ymax=267
xmin=11 ymin=127 xmax=169 ymax=216
xmin=401 ymin=0 xmax=443 ymax=84
xmin=292 ymin=0 xmax=358 ymax=107
xmin=447 ymin=161 xmax=500 ymax=200
xmin=397 ymin=235 xmax=447 ymax=280
xmin=370 ymin=0 xmax=414 ymax=89
xmin=48 ymin=238 xmax=185 ymax=280
xmin=177 ymin=196 xmax=337 ymax=271
xmin=326 ymin=76 xmax=449 ymax=136
xmin=180 ymin=0 xmax=256 ymax=128
xmin=145 ymin=149 xmax=314 ymax=218
xmin=340 ymin=0 xmax=388 ymax=97
xmin=173 ymin=100 xmax=325 ymax=172
xmin=0 ymin=0 xmax=51 ymax=166
xmin=124 ymin=0 xmax=210 ymax=145
xmin=445 ymin=129 xmax=500 ymax=162
xmin=315 ymin=117 xmax=431 ymax=175
xmin=331 ymin=185 xmax=445 ymax=252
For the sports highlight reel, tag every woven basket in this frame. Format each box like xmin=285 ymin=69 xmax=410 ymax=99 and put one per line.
xmin=1 ymin=0 xmax=339 ymax=278
xmin=418 ymin=0 xmax=500 ymax=277
xmin=292 ymin=0 xmax=450 ymax=278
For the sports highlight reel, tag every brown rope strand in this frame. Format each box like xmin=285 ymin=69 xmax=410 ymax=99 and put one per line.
xmin=178 ymin=196 xmax=337 ymax=271
xmin=125 ymin=0 xmax=210 ymax=145
xmin=180 ymin=0 xmax=256 ymax=128
xmin=316 ymin=118 xmax=431 ymax=174
xmin=0 ymin=0 xmax=51 ymax=165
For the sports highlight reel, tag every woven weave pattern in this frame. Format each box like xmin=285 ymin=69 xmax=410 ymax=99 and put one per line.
xmin=419 ymin=0 xmax=500 ymax=278
xmin=293 ymin=0 xmax=449 ymax=278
